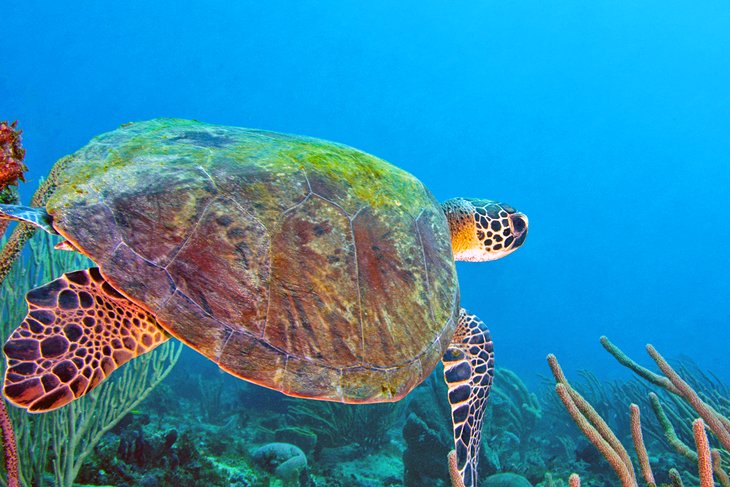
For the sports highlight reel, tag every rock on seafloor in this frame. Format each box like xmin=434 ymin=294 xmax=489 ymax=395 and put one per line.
xmin=484 ymin=472 xmax=533 ymax=487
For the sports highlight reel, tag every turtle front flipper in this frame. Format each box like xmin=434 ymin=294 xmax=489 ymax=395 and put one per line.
xmin=3 ymin=267 xmax=169 ymax=412
xmin=442 ymin=308 xmax=495 ymax=487
xmin=0 ymin=204 xmax=57 ymax=235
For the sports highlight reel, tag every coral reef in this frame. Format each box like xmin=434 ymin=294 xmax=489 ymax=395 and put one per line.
xmin=547 ymin=336 xmax=730 ymax=486
xmin=78 ymin=420 xmax=247 ymax=487
xmin=401 ymin=346 xmax=730 ymax=487
xmin=287 ymin=398 xmax=406 ymax=454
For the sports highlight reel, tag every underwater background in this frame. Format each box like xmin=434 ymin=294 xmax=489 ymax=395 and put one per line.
xmin=2 ymin=1 xmax=730 ymax=486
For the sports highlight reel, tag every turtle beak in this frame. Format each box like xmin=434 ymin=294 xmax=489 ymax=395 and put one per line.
xmin=509 ymin=213 xmax=528 ymax=248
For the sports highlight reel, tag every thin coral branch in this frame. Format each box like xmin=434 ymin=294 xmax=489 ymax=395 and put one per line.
xmin=600 ymin=336 xmax=680 ymax=394
xmin=712 ymin=449 xmax=730 ymax=487
xmin=569 ymin=473 xmax=581 ymax=487
xmin=648 ymin=392 xmax=698 ymax=463
xmin=603 ymin=336 xmax=730 ymax=456
xmin=669 ymin=468 xmax=685 ymax=487
xmin=630 ymin=403 xmax=655 ymax=487
xmin=0 ymin=399 xmax=18 ymax=487
xmin=554 ymin=383 xmax=636 ymax=487
xmin=648 ymin=345 xmax=730 ymax=452
xmin=548 ymin=344 xmax=730 ymax=487
xmin=693 ymin=419 xmax=715 ymax=487
xmin=448 ymin=450 xmax=466 ymax=487
xmin=548 ymin=354 xmax=637 ymax=485
xmin=0 ymin=223 xmax=36 ymax=287
xmin=542 ymin=472 xmax=556 ymax=487
xmin=0 ymin=186 xmax=19 ymax=240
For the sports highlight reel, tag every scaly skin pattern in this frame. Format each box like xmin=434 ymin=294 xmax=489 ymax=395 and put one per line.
xmin=44 ymin=119 xmax=459 ymax=403
xmin=442 ymin=309 xmax=494 ymax=487
xmin=442 ymin=197 xmax=528 ymax=262
xmin=3 ymin=268 xmax=169 ymax=412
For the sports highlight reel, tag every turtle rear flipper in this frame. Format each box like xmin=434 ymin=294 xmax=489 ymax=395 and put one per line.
xmin=0 ymin=204 xmax=57 ymax=235
xmin=442 ymin=308 xmax=495 ymax=487
xmin=3 ymin=267 xmax=169 ymax=412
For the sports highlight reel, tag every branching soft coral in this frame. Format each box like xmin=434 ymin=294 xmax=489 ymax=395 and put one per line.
xmin=0 ymin=121 xmax=27 ymax=192
xmin=548 ymin=338 xmax=730 ymax=486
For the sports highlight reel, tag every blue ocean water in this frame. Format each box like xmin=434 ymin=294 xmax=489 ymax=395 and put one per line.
xmin=6 ymin=0 xmax=729 ymax=384
xmin=2 ymin=1 xmax=730 ymax=485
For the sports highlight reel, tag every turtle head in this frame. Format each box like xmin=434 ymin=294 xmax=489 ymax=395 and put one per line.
xmin=442 ymin=197 xmax=528 ymax=262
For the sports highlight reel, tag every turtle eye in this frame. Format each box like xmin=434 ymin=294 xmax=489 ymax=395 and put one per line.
xmin=510 ymin=213 xmax=528 ymax=235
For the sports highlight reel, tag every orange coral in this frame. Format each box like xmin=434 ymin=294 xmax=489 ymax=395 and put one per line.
xmin=548 ymin=354 xmax=638 ymax=487
xmin=0 ymin=120 xmax=27 ymax=190
xmin=630 ymin=403 xmax=656 ymax=486
xmin=448 ymin=450 xmax=466 ymax=487
xmin=0 ymin=398 xmax=19 ymax=487
xmin=693 ymin=419 xmax=714 ymax=487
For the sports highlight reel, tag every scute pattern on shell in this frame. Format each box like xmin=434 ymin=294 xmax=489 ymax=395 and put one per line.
xmin=46 ymin=119 xmax=459 ymax=403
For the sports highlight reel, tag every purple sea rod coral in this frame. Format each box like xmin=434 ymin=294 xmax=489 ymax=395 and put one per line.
xmin=0 ymin=398 xmax=19 ymax=487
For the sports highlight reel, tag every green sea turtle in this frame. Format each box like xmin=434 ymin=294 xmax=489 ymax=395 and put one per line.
xmin=0 ymin=119 xmax=527 ymax=486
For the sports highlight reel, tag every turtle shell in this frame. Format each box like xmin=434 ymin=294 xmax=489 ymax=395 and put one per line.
xmin=46 ymin=119 xmax=459 ymax=403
